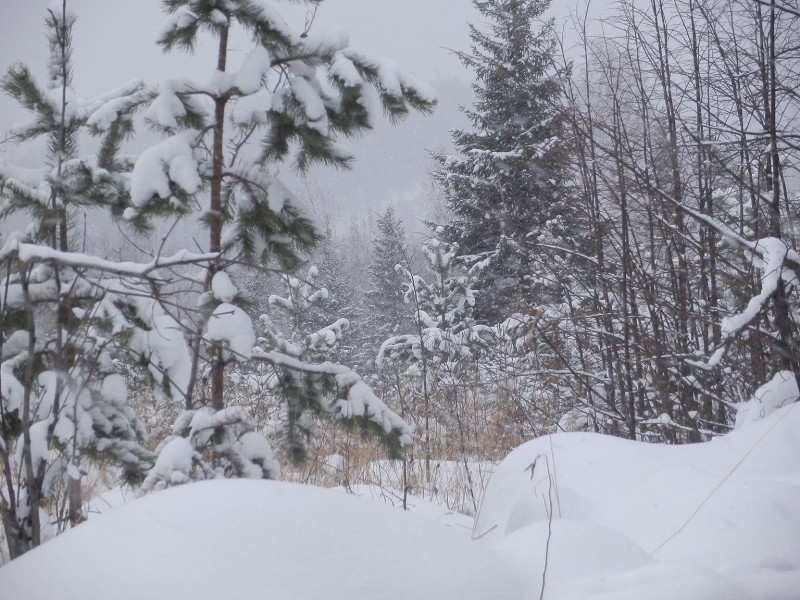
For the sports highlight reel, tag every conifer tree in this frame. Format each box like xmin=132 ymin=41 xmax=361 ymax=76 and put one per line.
xmin=257 ymin=265 xmax=347 ymax=461
xmin=307 ymin=221 xmax=358 ymax=360
xmin=126 ymin=0 xmax=434 ymax=478
xmin=378 ymin=233 xmax=494 ymax=477
xmin=362 ymin=206 xmax=412 ymax=373
xmin=433 ymin=0 xmax=574 ymax=320
xmin=0 ymin=2 xmax=157 ymax=559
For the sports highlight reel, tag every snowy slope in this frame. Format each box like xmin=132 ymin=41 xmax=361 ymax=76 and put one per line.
xmin=0 ymin=479 xmax=521 ymax=600
xmin=1 ymin=404 xmax=798 ymax=599
xmin=475 ymin=402 xmax=800 ymax=599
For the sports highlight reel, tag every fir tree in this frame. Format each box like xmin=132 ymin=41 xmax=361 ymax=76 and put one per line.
xmin=433 ymin=0 xmax=574 ymax=321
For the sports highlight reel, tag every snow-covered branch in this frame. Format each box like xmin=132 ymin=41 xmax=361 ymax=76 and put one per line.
xmin=6 ymin=242 xmax=219 ymax=279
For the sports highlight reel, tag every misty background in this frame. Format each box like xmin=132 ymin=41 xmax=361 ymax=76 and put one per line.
xmin=0 ymin=0 xmax=608 ymax=243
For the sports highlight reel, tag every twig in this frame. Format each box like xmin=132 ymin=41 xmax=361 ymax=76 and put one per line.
xmin=526 ymin=455 xmax=556 ymax=600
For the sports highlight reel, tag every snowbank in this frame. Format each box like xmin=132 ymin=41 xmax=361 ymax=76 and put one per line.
xmin=475 ymin=402 xmax=800 ymax=599
xmin=1 ymin=404 xmax=798 ymax=600
xmin=0 ymin=479 xmax=521 ymax=600
xmin=735 ymin=370 xmax=799 ymax=428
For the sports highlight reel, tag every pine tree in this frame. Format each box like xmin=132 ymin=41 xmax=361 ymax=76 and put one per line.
xmin=257 ymin=266 xmax=345 ymax=461
xmin=307 ymin=221 xmax=358 ymax=358
xmin=126 ymin=0 xmax=434 ymax=479
xmin=433 ymin=0 xmax=574 ymax=321
xmin=0 ymin=2 xmax=156 ymax=559
xmin=378 ymin=233 xmax=495 ymax=479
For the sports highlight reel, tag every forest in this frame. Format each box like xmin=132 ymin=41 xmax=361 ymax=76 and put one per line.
xmin=0 ymin=0 xmax=798 ymax=590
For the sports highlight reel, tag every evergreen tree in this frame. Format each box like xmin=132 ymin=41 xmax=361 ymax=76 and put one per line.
xmin=126 ymin=0 xmax=434 ymax=479
xmin=433 ymin=0 xmax=574 ymax=321
xmin=0 ymin=2 xmax=157 ymax=559
xmin=258 ymin=265 xmax=348 ymax=461
xmin=307 ymin=220 xmax=359 ymax=362
xmin=378 ymin=233 xmax=495 ymax=476
xmin=362 ymin=206 xmax=412 ymax=374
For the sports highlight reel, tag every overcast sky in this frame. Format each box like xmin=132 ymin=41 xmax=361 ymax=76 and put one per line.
xmin=0 ymin=0 xmax=601 ymax=236
xmin=0 ymin=0 xmax=483 ymax=121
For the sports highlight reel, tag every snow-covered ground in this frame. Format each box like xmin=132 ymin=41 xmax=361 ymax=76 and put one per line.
xmin=474 ymin=399 xmax=800 ymax=599
xmin=1 ymin=402 xmax=798 ymax=599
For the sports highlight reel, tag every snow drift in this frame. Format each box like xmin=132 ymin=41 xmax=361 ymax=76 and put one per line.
xmin=0 ymin=478 xmax=520 ymax=600
xmin=475 ymin=401 xmax=800 ymax=599
xmin=0 ymin=404 xmax=798 ymax=599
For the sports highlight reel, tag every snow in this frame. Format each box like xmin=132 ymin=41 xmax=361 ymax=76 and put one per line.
xmin=231 ymin=88 xmax=271 ymax=125
xmin=142 ymin=437 xmax=195 ymax=488
xmin=211 ymin=271 xmax=238 ymax=303
xmin=328 ymin=51 xmax=362 ymax=87
xmin=204 ymin=302 xmax=255 ymax=360
xmin=130 ymin=129 xmax=203 ymax=207
xmin=343 ymin=483 xmax=475 ymax=531
xmin=13 ymin=420 xmax=51 ymax=475
xmin=6 ymin=242 xmax=218 ymax=281
xmin=236 ymin=431 xmax=280 ymax=479
xmin=706 ymin=237 xmax=800 ymax=367
xmin=735 ymin=370 xmax=799 ymax=428
xmin=1 ymin=400 xmax=797 ymax=599
xmin=343 ymin=47 xmax=437 ymax=103
xmin=0 ymin=355 xmax=26 ymax=414
xmin=100 ymin=374 xmax=127 ymax=405
xmin=474 ymin=402 xmax=800 ymax=599
xmin=333 ymin=379 xmax=412 ymax=444
xmin=157 ymin=7 xmax=196 ymax=43
xmin=0 ymin=330 xmax=30 ymax=361
xmin=209 ymin=9 xmax=227 ymax=26
xmin=234 ymin=46 xmax=272 ymax=95
xmin=0 ymin=479 xmax=521 ymax=600
xmin=247 ymin=0 xmax=295 ymax=42
xmin=720 ymin=238 xmax=788 ymax=339
xmin=289 ymin=75 xmax=329 ymax=134
xmin=84 ymin=79 xmax=148 ymax=130
xmin=300 ymin=28 xmax=349 ymax=57
xmin=144 ymin=80 xmax=190 ymax=130
xmin=205 ymin=69 xmax=236 ymax=97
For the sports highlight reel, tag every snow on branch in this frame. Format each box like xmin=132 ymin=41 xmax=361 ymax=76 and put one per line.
xmin=299 ymin=28 xmax=349 ymax=58
xmin=342 ymin=47 xmax=437 ymax=105
xmin=704 ymin=237 xmax=800 ymax=367
xmin=83 ymin=79 xmax=150 ymax=131
xmin=251 ymin=348 xmax=412 ymax=451
xmin=633 ymin=182 xmax=800 ymax=371
xmin=204 ymin=303 xmax=255 ymax=361
xmin=3 ymin=241 xmax=219 ymax=279
xmin=129 ymin=129 xmax=204 ymax=208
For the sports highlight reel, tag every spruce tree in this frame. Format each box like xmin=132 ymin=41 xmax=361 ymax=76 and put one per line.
xmin=362 ymin=206 xmax=412 ymax=372
xmin=433 ymin=0 xmax=573 ymax=321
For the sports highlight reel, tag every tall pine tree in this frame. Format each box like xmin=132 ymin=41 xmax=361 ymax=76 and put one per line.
xmin=126 ymin=0 xmax=435 ymax=479
xmin=433 ymin=0 xmax=574 ymax=321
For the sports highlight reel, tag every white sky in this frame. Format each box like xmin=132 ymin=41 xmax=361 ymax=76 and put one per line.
xmin=0 ymin=0 xmax=478 ymax=123
xmin=0 ymin=0 xmax=603 ymax=236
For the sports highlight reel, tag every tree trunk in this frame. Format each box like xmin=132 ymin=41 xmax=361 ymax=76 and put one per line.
xmin=209 ymin=22 xmax=229 ymax=411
